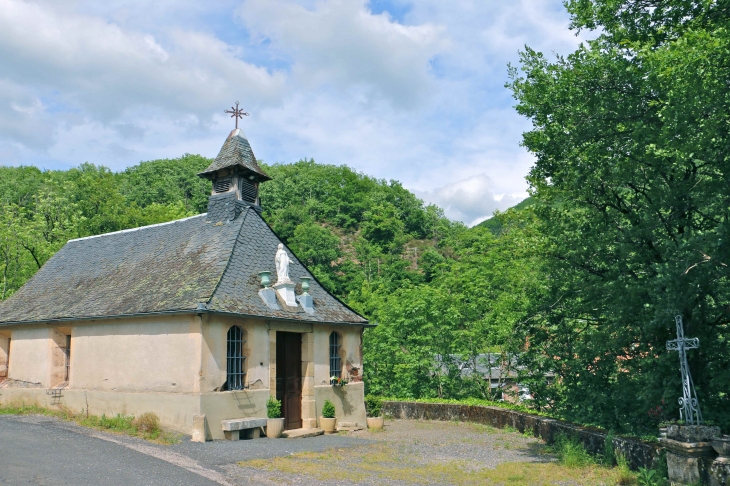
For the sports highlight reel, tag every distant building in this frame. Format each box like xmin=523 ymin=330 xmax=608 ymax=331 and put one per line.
xmin=0 ymin=128 xmax=370 ymax=439
xmin=436 ymin=353 xmax=552 ymax=402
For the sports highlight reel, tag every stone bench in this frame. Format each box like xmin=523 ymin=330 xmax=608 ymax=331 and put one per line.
xmin=221 ymin=418 xmax=267 ymax=440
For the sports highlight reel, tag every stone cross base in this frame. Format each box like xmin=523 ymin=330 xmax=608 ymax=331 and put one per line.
xmin=660 ymin=438 xmax=715 ymax=485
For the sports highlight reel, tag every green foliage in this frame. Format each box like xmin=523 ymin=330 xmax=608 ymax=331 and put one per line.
xmin=266 ymin=396 xmax=282 ymax=419
xmin=384 ymin=397 xmax=549 ymax=416
xmin=321 ymin=399 xmax=336 ymax=419
xmin=509 ymin=0 xmax=730 ymax=433
xmin=552 ymin=433 xmax=595 ymax=468
xmin=603 ymin=431 xmax=616 ymax=466
xmin=0 ymin=403 xmax=173 ymax=443
xmin=364 ymin=395 xmax=382 ymax=418
xmin=118 ymin=154 xmax=211 ymax=213
xmin=637 ymin=467 xmax=664 ymax=486
xmin=363 ymin=208 xmax=547 ymax=401
xmin=259 ymin=159 xmax=458 ymax=299
xmin=616 ymin=453 xmax=635 ymax=485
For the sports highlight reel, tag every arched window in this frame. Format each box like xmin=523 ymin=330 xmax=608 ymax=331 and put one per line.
xmin=329 ymin=332 xmax=341 ymax=379
xmin=227 ymin=326 xmax=246 ymax=390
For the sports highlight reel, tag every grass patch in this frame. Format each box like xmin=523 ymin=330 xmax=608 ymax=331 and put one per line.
xmin=240 ymin=442 xmax=625 ymax=485
xmin=0 ymin=403 xmax=179 ymax=444
xmin=550 ymin=434 xmax=595 ymax=468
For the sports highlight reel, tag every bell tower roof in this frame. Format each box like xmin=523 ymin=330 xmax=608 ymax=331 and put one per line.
xmin=198 ymin=128 xmax=271 ymax=182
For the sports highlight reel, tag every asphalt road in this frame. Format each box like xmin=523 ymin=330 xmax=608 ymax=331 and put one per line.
xmin=0 ymin=414 xmax=371 ymax=486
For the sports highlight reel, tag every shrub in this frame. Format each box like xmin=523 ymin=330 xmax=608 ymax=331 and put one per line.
xmin=616 ymin=452 xmax=636 ymax=485
xmin=603 ymin=431 xmax=616 ymax=466
xmin=553 ymin=433 xmax=594 ymax=468
xmin=266 ymin=396 xmax=281 ymax=419
xmin=637 ymin=467 xmax=663 ymax=486
xmin=655 ymin=450 xmax=668 ymax=482
xmin=322 ymin=400 xmax=336 ymax=419
xmin=364 ymin=395 xmax=382 ymax=418
xmin=133 ymin=412 xmax=161 ymax=435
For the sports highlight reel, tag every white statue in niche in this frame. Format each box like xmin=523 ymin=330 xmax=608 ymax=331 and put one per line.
xmin=275 ymin=243 xmax=291 ymax=283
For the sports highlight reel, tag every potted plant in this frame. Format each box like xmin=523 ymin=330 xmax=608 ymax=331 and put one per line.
xmin=266 ymin=396 xmax=285 ymax=438
xmin=365 ymin=395 xmax=384 ymax=431
xmin=320 ymin=399 xmax=337 ymax=433
xmin=330 ymin=375 xmax=349 ymax=387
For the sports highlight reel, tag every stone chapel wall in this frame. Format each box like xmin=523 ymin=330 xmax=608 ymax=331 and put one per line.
xmin=200 ymin=315 xmax=269 ymax=393
xmin=5 ymin=327 xmax=50 ymax=387
xmin=70 ymin=315 xmax=200 ymax=393
xmin=313 ymin=325 xmax=363 ymax=386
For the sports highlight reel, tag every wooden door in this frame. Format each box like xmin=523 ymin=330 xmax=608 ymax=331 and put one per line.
xmin=276 ymin=332 xmax=302 ymax=430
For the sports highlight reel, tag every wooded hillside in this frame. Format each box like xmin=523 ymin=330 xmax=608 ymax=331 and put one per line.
xmin=3 ymin=0 xmax=730 ymax=437
xmin=0 ymin=158 xmax=537 ymax=411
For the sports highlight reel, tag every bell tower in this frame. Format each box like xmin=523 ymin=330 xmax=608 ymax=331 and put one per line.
xmin=198 ymin=107 xmax=271 ymax=222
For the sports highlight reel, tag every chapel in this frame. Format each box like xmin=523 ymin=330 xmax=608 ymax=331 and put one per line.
xmin=0 ymin=127 xmax=369 ymax=440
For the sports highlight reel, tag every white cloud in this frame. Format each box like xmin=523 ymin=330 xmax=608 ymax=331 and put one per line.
xmin=0 ymin=0 xmax=588 ymax=224
xmin=416 ymin=174 xmax=528 ymax=227
xmin=0 ymin=0 xmax=284 ymax=124
xmin=238 ymin=0 xmax=448 ymax=107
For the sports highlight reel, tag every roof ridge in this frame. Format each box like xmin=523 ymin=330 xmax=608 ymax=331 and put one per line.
xmin=205 ymin=208 xmax=251 ymax=306
xmin=67 ymin=213 xmax=207 ymax=243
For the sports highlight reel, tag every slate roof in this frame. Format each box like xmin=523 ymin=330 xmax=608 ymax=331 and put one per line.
xmin=0 ymin=210 xmax=367 ymax=326
xmin=198 ymin=129 xmax=271 ymax=181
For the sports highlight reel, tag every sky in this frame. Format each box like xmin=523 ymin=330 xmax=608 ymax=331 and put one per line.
xmin=0 ymin=0 xmax=588 ymax=226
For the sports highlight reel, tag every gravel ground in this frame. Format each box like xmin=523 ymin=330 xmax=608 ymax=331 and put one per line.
xmin=2 ymin=414 xmax=614 ymax=486
xmin=232 ymin=419 xmax=556 ymax=485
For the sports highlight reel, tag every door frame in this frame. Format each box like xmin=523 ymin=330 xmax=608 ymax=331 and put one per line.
xmin=269 ymin=325 xmax=316 ymax=430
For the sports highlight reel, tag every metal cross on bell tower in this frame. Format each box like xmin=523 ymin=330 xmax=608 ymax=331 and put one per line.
xmin=224 ymin=101 xmax=249 ymax=129
xmin=666 ymin=315 xmax=702 ymax=425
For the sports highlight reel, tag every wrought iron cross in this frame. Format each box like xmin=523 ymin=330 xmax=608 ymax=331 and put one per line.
xmin=224 ymin=101 xmax=249 ymax=129
xmin=666 ymin=315 xmax=702 ymax=425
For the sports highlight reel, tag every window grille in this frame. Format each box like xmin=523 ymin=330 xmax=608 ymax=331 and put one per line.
xmin=329 ymin=332 xmax=341 ymax=378
xmin=226 ymin=326 xmax=246 ymax=390
xmin=214 ymin=178 xmax=231 ymax=193
xmin=239 ymin=178 xmax=257 ymax=203
xmin=64 ymin=335 xmax=71 ymax=381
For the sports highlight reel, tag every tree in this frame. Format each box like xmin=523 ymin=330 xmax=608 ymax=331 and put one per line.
xmin=509 ymin=0 xmax=730 ymax=432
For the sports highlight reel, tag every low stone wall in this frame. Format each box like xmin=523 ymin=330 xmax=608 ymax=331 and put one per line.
xmin=383 ymin=401 xmax=661 ymax=470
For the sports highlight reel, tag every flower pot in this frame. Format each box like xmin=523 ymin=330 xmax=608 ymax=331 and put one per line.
xmin=258 ymin=271 xmax=271 ymax=288
xmin=712 ymin=436 xmax=730 ymax=457
xmin=367 ymin=416 xmax=384 ymax=431
xmin=266 ymin=418 xmax=285 ymax=439
xmin=320 ymin=417 xmax=337 ymax=434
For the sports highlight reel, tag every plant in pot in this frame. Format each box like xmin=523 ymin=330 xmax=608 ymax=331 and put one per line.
xmin=365 ymin=395 xmax=384 ymax=431
xmin=266 ymin=396 xmax=285 ymax=439
xmin=330 ymin=375 xmax=349 ymax=387
xmin=320 ymin=399 xmax=337 ymax=433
